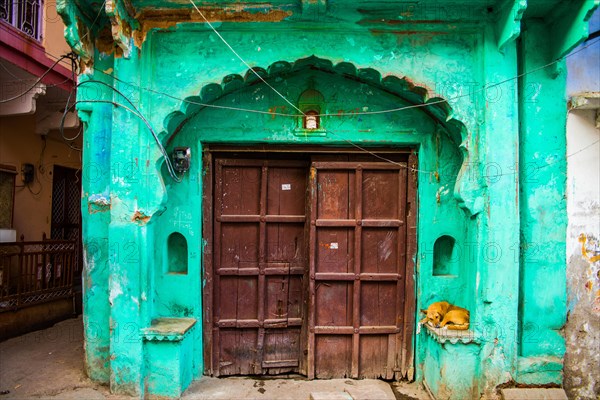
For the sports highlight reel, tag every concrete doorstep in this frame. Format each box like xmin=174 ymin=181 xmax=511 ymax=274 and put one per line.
xmin=500 ymin=388 xmax=568 ymax=400
xmin=182 ymin=376 xmax=405 ymax=400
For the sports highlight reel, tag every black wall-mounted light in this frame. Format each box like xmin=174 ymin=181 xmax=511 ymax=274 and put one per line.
xmin=172 ymin=147 xmax=191 ymax=173
xmin=22 ymin=163 xmax=34 ymax=184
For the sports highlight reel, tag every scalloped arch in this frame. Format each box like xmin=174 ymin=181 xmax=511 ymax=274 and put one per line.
xmin=162 ymin=55 xmax=468 ymax=146
xmin=162 ymin=55 xmax=481 ymax=217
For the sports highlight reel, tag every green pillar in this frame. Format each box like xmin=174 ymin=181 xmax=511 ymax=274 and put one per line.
xmin=477 ymin=26 xmax=521 ymax=394
xmin=78 ymin=53 xmax=115 ymax=384
xmin=107 ymin=48 xmax=147 ymax=396
xmin=517 ymin=20 xmax=568 ymax=384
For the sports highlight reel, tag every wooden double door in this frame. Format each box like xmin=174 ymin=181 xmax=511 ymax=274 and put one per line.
xmin=203 ymin=150 xmax=416 ymax=379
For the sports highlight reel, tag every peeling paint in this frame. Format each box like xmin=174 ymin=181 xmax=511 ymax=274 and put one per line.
xmin=56 ymin=0 xmax=600 ymax=397
xmin=579 ymin=233 xmax=600 ymax=263
xmin=88 ymin=194 xmax=111 ymax=214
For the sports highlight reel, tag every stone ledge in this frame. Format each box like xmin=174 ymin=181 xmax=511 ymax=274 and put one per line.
xmin=568 ymin=93 xmax=600 ymax=110
xmin=141 ymin=317 xmax=196 ymax=341
xmin=422 ymin=323 xmax=478 ymax=344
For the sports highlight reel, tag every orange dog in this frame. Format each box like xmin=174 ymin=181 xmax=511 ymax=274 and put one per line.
xmin=420 ymin=301 xmax=470 ymax=330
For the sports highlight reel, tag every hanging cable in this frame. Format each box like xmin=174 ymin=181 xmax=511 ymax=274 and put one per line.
xmin=0 ymin=60 xmax=74 ymax=89
xmin=19 ymin=36 xmax=600 ymax=119
xmin=81 ymin=37 xmax=600 ymax=118
xmin=44 ymin=25 xmax=599 ymax=181
xmin=0 ymin=55 xmax=70 ymax=103
xmin=73 ymin=80 xmax=183 ymax=181
xmin=188 ymin=0 xmax=305 ymax=116
xmin=65 ymin=99 xmax=183 ymax=182
xmin=60 ymin=53 xmax=82 ymax=143
xmin=78 ymin=0 xmax=108 ymax=43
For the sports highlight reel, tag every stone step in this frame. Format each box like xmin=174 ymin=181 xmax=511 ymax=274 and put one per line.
xmin=310 ymin=384 xmax=395 ymax=400
xmin=500 ymin=388 xmax=568 ymax=400
xmin=310 ymin=392 xmax=353 ymax=400
xmin=344 ymin=386 xmax=394 ymax=400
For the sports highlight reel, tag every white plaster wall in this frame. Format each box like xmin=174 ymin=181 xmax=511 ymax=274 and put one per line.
xmin=564 ymin=108 xmax=600 ymax=400
xmin=566 ymin=109 xmax=600 ymax=254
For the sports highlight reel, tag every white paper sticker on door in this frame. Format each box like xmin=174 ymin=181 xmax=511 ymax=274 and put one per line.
xmin=281 ymin=184 xmax=291 ymax=191
xmin=330 ymin=242 xmax=338 ymax=249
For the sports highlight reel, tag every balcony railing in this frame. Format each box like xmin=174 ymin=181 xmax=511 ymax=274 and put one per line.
xmin=0 ymin=238 xmax=77 ymax=311
xmin=0 ymin=0 xmax=42 ymax=41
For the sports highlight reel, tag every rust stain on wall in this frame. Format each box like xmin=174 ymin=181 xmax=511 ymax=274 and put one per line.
xmin=578 ymin=233 xmax=600 ymax=263
xmin=131 ymin=210 xmax=151 ymax=225
xmin=134 ymin=8 xmax=293 ymax=47
xmin=369 ymin=29 xmax=449 ymax=36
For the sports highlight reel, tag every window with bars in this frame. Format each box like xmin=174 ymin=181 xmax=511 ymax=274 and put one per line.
xmin=0 ymin=168 xmax=16 ymax=229
xmin=51 ymin=166 xmax=81 ymax=241
xmin=51 ymin=165 xmax=82 ymax=274
xmin=0 ymin=0 xmax=43 ymax=41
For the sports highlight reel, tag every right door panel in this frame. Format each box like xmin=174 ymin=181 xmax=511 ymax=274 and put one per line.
xmin=308 ymin=161 xmax=410 ymax=380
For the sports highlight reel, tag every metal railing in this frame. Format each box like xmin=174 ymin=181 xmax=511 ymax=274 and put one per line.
xmin=0 ymin=0 xmax=43 ymax=41
xmin=0 ymin=238 xmax=77 ymax=311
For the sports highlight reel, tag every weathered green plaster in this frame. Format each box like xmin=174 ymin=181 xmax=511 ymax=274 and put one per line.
xmin=76 ymin=53 xmax=116 ymax=384
xmin=423 ymin=333 xmax=482 ymax=400
xmin=516 ymin=20 xmax=570 ymax=384
xmin=58 ymin=0 xmax=598 ymax=397
xmin=143 ymin=318 xmax=196 ymax=397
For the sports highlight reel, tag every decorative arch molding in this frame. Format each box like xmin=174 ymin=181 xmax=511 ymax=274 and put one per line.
xmin=161 ymin=55 xmax=483 ymax=216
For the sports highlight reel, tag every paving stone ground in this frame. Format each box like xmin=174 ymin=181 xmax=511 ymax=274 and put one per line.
xmin=0 ymin=317 xmax=431 ymax=400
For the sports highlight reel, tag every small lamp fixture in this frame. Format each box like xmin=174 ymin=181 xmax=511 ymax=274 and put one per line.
xmin=303 ymin=110 xmax=320 ymax=130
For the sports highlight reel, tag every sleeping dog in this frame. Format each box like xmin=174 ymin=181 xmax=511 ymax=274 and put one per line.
xmin=420 ymin=301 xmax=470 ymax=330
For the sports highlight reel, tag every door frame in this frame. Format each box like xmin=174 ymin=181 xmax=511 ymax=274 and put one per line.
xmin=201 ymin=145 xmax=418 ymax=378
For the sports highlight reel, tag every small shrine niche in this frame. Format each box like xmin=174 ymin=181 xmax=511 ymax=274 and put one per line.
xmin=298 ymin=89 xmax=325 ymax=131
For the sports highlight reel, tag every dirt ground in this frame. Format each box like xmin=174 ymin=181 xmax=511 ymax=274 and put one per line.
xmin=0 ymin=316 xmax=117 ymax=399
xmin=0 ymin=317 xmax=429 ymax=399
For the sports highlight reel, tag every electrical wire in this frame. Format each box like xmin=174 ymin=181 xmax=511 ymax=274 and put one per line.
xmin=65 ymin=99 xmax=183 ymax=182
xmin=70 ymin=34 xmax=599 ymax=179
xmin=63 ymin=125 xmax=84 ymax=144
xmin=78 ymin=0 xmax=107 ymax=43
xmin=0 ymin=55 xmax=70 ymax=103
xmin=60 ymin=54 xmax=82 ymax=144
xmin=38 ymin=136 xmax=47 ymax=174
xmin=0 ymin=60 xmax=23 ymax=80
xmin=325 ymin=128 xmax=600 ymax=178
xmin=81 ymin=37 xmax=600 ymax=119
xmin=23 ymin=33 xmax=595 ymax=121
xmin=318 ymin=37 xmax=600 ymax=117
xmin=188 ymin=0 xmax=306 ymax=116
xmin=20 ymin=19 xmax=595 ymax=181
xmin=74 ymin=80 xmax=182 ymax=180
xmin=1 ymin=60 xmax=74 ymax=89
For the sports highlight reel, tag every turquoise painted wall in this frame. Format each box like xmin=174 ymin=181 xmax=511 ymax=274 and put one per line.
xmin=517 ymin=20 xmax=569 ymax=385
xmin=57 ymin=0 xmax=598 ymax=397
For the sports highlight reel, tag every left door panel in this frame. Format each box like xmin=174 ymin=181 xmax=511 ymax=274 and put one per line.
xmin=212 ymin=158 xmax=308 ymax=376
